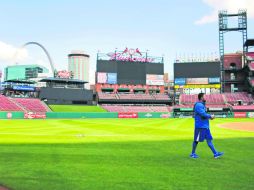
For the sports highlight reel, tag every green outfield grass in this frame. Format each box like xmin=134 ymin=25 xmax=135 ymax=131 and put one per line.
xmin=0 ymin=118 xmax=253 ymax=190
xmin=49 ymin=105 xmax=107 ymax=112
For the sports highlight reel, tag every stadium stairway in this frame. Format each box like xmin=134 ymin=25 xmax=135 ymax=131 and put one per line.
xmin=222 ymin=94 xmax=228 ymax=104
xmin=115 ymin=93 xmax=120 ymax=99
xmin=41 ymin=101 xmax=52 ymax=112
xmin=7 ymin=97 xmax=27 ymax=112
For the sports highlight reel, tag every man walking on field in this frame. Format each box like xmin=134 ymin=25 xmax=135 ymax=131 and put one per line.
xmin=190 ymin=93 xmax=224 ymax=159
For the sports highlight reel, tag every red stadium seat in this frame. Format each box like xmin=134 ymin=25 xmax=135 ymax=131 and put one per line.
xmin=0 ymin=95 xmax=22 ymax=111
xmin=101 ymin=105 xmax=173 ymax=113
xmin=13 ymin=98 xmax=49 ymax=112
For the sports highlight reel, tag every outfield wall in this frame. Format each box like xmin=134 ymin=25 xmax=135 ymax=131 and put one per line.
xmin=0 ymin=112 xmax=172 ymax=119
xmin=46 ymin=112 xmax=118 ymax=118
xmin=0 ymin=112 xmax=24 ymax=119
xmin=0 ymin=112 xmax=253 ymax=119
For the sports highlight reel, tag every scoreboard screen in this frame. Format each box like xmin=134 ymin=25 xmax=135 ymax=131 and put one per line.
xmin=97 ymin=60 xmax=164 ymax=85
xmin=174 ymin=62 xmax=220 ymax=78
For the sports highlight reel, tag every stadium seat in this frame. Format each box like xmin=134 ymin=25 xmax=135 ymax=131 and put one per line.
xmin=98 ymin=92 xmax=118 ymax=100
xmin=152 ymin=94 xmax=170 ymax=100
xmin=224 ymin=92 xmax=253 ymax=105
xmin=13 ymin=98 xmax=49 ymax=112
xmin=0 ymin=95 xmax=22 ymax=111
xmin=101 ymin=105 xmax=172 ymax=113
xmin=179 ymin=94 xmax=225 ymax=105
xmin=232 ymin=105 xmax=254 ymax=111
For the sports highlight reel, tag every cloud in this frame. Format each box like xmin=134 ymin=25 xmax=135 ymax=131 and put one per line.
xmin=195 ymin=0 xmax=254 ymax=25
xmin=0 ymin=41 xmax=28 ymax=62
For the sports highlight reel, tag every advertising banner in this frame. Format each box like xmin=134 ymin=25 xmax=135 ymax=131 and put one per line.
xmin=174 ymin=84 xmax=221 ymax=89
xmin=187 ymin=78 xmax=208 ymax=84
xmin=174 ymin=78 xmax=186 ymax=85
xmin=56 ymin=70 xmax=71 ymax=79
xmin=97 ymin=72 xmax=107 ymax=83
xmin=13 ymin=86 xmax=35 ymax=91
xmin=208 ymin=108 xmax=223 ymax=111
xmin=234 ymin=112 xmax=247 ymax=118
xmin=138 ymin=112 xmax=172 ymax=118
xmin=118 ymin=113 xmax=138 ymax=118
xmin=6 ymin=112 xmax=12 ymax=119
xmin=24 ymin=112 xmax=46 ymax=119
xmin=146 ymin=75 xmax=164 ymax=86
xmin=107 ymin=73 xmax=117 ymax=84
xmin=180 ymin=108 xmax=193 ymax=111
xmin=209 ymin=77 xmax=220 ymax=84
xmin=247 ymin=112 xmax=254 ymax=118
xmin=160 ymin=113 xmax=172 ymax=118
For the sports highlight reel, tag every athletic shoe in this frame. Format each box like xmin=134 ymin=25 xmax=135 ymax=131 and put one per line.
xmin=190 ymin=153 xmax=199 ymax=159
xmin=214 ymin=152 xmax=224 ymax=158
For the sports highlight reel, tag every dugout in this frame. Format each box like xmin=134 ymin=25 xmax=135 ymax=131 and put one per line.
xmin=173 ymin=107 xmax=233 ymax=118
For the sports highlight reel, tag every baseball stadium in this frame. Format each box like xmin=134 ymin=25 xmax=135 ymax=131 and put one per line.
xmin=0 ymin=10 xmax=254 ymax=190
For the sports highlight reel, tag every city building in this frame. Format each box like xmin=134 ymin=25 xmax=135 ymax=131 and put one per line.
xmin=4 ymin=64 xmax=49 ymax=81
xmin=68 ymin=51 xmax=90 ymax=82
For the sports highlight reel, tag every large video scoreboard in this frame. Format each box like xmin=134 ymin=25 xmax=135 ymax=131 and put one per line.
xmin=174 ymin=62 xmax=221 ymax=94
xmin=96 ymin=60 xmax=164 ymax=85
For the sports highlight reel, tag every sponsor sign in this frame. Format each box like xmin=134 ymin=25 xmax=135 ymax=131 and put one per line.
xmin=174 ymin=78 xmax=186 ymax=85
xmin=107 ymin=73 xmax=117 ymax=84
xmin=24 ymin=112 xmax=46 ymax=119
xmin=247 ymin=112 xmax=254 ymax=118
xmin=144 ymin=113 xmax=153 ymax=118
xmin=208 ymin=108 xmax=223 ymax=111
xmin=209 ymin=77 xmax=220 ymax=84
xmin=180 ymin=108 xmax=193 ymax=111
xmin=186 ymin=78 xmax=208 ymax=85
xmin=13 ymin=86 xmax=35 ymax=91
xmin=146 ymin=75 xmax=164 ymax=86
xmin=174 ymin=84 xmax=221 ymax=89
xmin=234 ymin=112 xmax=247 ymax=118
xmin=97 ymin=72 xmax=107 ymax=83
xmin=118 ymin=112 xmax=138 ymax=118
xmin=97 ymin=72 xmax=117 ymax=84
xmin=160 ymin=113 xmax=171 ymax=118
xmin=107 ymin=48 xmax=155 ymax=63
xmin=214 ymin=114 xmax=227 ymax=118
xmin=6 ymin=112 xmax=12 ymax=119
xmin=56 ymin=70 xmax=72 ymax=79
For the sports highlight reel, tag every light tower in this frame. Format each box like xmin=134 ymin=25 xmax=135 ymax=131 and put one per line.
xmin=218 ymin=10 xmax=247 ymax=92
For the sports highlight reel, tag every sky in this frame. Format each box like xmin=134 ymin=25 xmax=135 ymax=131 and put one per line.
xmin=0 ymin=0 xmax=253 ymax=83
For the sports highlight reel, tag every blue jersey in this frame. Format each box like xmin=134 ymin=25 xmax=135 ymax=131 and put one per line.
xmin=194 ymin=101 xmax=211 ymax=129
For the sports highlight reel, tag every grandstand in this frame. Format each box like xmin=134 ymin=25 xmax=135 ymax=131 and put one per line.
xmin=179 ymin=93 xmax=253 ymax=105
xmin=224 ymin=92 xmax=253 ymax=105
xmin=14 ymin=98 xmax=49 ymax=112
xmin=95 ymin=48 xmax=172 ymax=110
xmin=0 ymin=80 xmax=50 ymax=113
xmin=0 ymin=94 xmax=49 ymax=112
xmin=179 ymin=94 xmax=225 ymax=105
xmin=0 ymin=94 xmax=22 ymax=111
xmin=101 ymin=105 xmax=172 ymax=113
